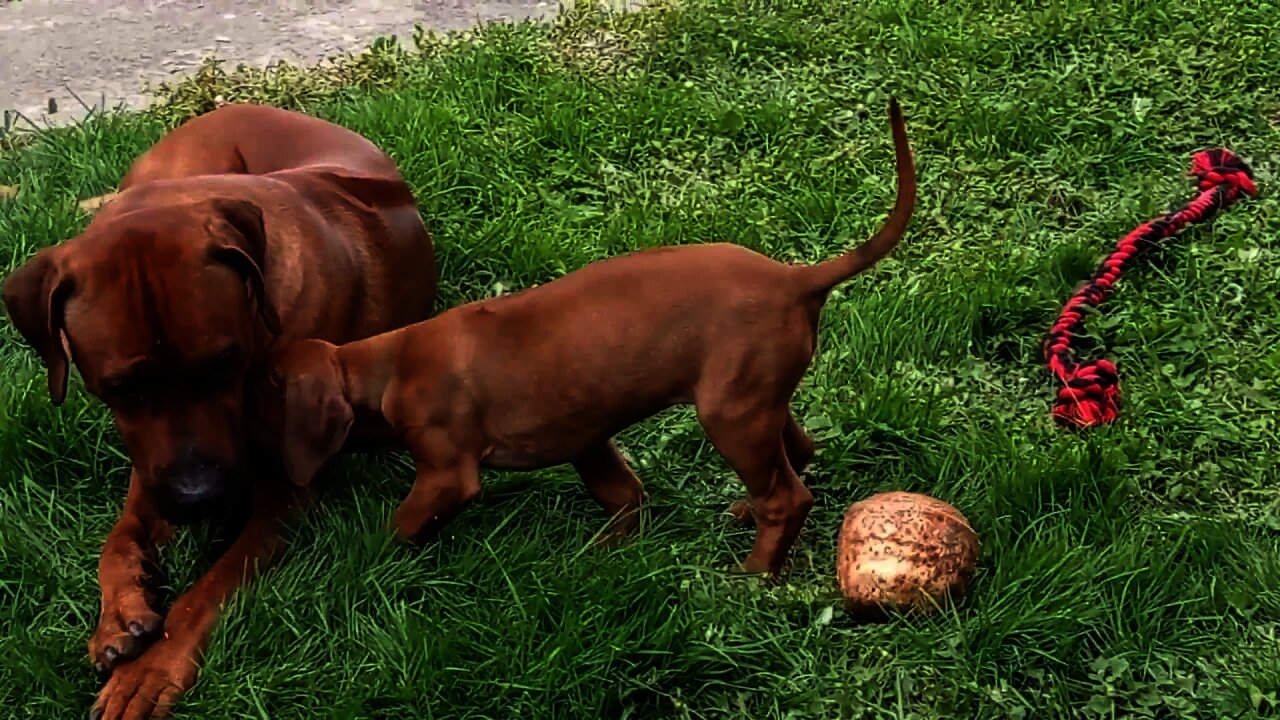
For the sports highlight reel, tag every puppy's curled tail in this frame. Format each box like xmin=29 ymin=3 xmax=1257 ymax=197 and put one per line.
xmin=802 ymin=97 xmax=916 ymax=294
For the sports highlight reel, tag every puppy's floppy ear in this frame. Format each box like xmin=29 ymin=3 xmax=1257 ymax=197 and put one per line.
xmin=279 ymin=355 xmax=354 ymax=487
xmin=205 ymin=198 xmax=282 ymax=335
xmin=2 ymin=249 xmax=75 ymax=404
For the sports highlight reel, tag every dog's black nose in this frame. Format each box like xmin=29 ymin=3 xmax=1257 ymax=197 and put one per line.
xmin=160 ymin=460 xmax=230 ymax=522
xmin=171 ymin=466 xmax=225 ymax=505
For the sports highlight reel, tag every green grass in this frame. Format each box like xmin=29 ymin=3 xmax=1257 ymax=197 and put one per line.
xmin=3 ymin=0 xmax=1280 ymax=717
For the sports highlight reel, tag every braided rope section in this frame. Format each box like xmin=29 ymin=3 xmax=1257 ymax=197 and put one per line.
xmin=1044 ymin=148 xmax=1257 ymax=429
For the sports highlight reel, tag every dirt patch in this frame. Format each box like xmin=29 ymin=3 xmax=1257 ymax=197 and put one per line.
xmin=0 ymin=0 xmax=562 ymax=128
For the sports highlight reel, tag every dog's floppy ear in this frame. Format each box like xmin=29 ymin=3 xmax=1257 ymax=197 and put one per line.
xmin=205 ymin=198 xmax=282 ymax=335
xmin=279 ymin=354 xmax=353 ymax=487
xmin=2 ymin=249 xmax=75 ymax=404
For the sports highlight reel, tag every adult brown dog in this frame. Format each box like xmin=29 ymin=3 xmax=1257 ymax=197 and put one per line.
xmin=265 ymin=99 xmax=914 ymax=578
xmin=2 ymin=104 xmax=436 ymax=719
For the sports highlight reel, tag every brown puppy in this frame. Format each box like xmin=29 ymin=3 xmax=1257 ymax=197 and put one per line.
xmin=267 ymin=99 xmax=914 ymax=578
xmin=2 ymin=104 xmax=436 ymax=720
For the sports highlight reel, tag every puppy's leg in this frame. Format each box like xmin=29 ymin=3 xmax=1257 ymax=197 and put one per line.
xmin=572 ymin=440 xmax=645 ymax=545
xmin=89 ymin=469 xmax=174 ymax=675
xmin=393 ymin=429 xmax=481 ymax=543
xmin=782 ymin=412 xmax=816 ymax=472
xmin=393 ymin=464 xmax=481 ymax=543
xmin=728 ymin=411 xmax=814 ymax=526
xmin=699 ymin=403 xmax=814 ymax=577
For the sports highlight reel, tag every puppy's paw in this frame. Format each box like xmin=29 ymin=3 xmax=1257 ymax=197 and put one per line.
xmin=731 ymin=553 xmax=785 ymax=583
xmin=727 ymin=499 xmax=755 ymax=527
xmin=594 ymin=510 xmax=641 ymax=549
xmin=390 ymin=506 xmax=449 ymax=545
xmin=89 ymin=594 xmax=164 ymax=676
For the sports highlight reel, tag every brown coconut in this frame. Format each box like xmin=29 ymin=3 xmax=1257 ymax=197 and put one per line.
xmin=836 ymin=491 xmax=979 ymax=618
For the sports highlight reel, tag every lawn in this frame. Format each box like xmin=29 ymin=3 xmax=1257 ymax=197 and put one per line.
xmin=2 ymin=0 xmax=1279 ymax=718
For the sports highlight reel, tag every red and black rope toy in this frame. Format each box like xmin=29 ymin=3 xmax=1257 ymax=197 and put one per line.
xmin=1044 ymin=148 xmax=1257 ymax=429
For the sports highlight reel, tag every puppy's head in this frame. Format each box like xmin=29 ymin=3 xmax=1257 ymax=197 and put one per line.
xmin=3 ymin=197 xmax=281 ymax=524
xmin=262 ymin=339 xmax=353 ymax=488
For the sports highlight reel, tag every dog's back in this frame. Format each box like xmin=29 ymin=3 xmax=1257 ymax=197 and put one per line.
xmin=119 ymin=104 xmax=405 ymax=188
xmin=90 ymin=103 xmax=435 ymax=341
xmin=397 ymin=243 xmax=805 ymax=465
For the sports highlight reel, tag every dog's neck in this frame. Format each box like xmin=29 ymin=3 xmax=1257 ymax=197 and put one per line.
xmin=336 ymin=339 xmax=399 ymax=420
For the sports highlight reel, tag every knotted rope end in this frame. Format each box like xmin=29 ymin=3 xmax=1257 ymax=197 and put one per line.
xmin=1051 ymin=359 xmax=1120 ymax=429
xmin=1190 ymin=148 xmax=1257 ymax=197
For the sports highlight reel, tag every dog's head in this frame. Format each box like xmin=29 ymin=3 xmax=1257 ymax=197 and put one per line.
xmin=260 ymin=339 xmax=353 ymax=488
xmin=3 ymin=197 xmax=281 ymax=524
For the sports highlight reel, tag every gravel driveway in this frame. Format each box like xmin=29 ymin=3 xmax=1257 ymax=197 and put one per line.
xmin=1 ymin=0 xmax=561 ymax=127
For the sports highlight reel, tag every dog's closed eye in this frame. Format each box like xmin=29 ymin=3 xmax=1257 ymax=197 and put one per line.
xmin=194 ymin=345 xmax=242 ymax=384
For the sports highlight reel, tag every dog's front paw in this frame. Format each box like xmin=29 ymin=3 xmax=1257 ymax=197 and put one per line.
xmin=727 ymin=499 xmax=755 ymax=527
xmin=91 ymin=637 xmax=198 ymax=720
xmin=732 ymin=552 xmax=788 ymax=582
xmin=89 ymin=592 xmax=164 ymax=676
xmin=593 ymin=510 xmax=641 ymax=549
xmin=390 ymin=506 xmax=439 ymax=544
xmin=733 ymin=556 xmax=772 ymax=575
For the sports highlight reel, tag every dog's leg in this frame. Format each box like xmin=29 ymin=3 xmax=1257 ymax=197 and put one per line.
xmin=92 ymin=480 xmax=296 ymax=720
xmin=728 ymin=411 xmax=814 ymax=526
xmin=572 ymin=440 xmax=645 ymax=545
xmin=782 ymin=412 xmax=816 ymax=472
xmin=392 ymin=464 xmax=481 ymax=542
xmin=90 ymin=469 xmax=174 ymax=675
xmin=699 ymin=404 xmax=814 ymax=577
xmin=393 ymin=432 xmax=482 ymax=543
